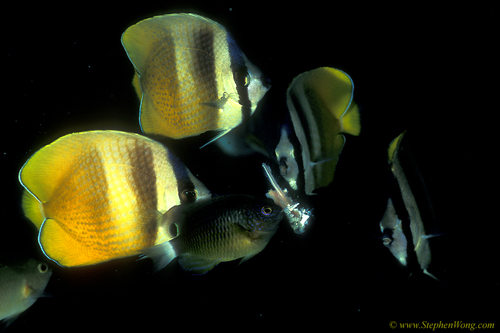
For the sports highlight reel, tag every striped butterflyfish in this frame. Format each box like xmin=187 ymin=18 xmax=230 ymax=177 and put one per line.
xmin=121 ymin=13 xmax=270 ymax=146
xmin=281 ymin=67 xmax=361 ymax=195
xmin=381 ymin=131 xmax=438 ymax=280
xmin=18 ymin=131 xmax=211 ymax=267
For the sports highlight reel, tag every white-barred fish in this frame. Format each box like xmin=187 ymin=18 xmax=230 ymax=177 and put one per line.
xmin=121 ymin=13 xmax=270 ymax=146
xmin=19 ymin=131 xmax=211 ymax=267
xmin=281 ymin=67 xmax=361 ymax=195
xmin=381 ymin=131 xmax=438 ymax=280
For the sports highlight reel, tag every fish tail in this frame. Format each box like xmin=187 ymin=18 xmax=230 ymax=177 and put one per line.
xmin=340 ymin=103 xmax=361 ymax=136
xmin=21 ymin=190 xmax=45 ymax=229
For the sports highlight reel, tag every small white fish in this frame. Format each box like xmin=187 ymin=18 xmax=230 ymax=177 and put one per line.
xmin=275 ymin=126 xmax=300 ymax=191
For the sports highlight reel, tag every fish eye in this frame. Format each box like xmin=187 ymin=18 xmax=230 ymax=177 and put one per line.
xmin=37 ymin=263 xmax=48 ymax=273
xmin=181 ymin=189 xmax=197 ymax=203
xmin=261 ymin=206 xmax=274 ymax=216
xmin=234 ymin=69 xmax=250 ymax=87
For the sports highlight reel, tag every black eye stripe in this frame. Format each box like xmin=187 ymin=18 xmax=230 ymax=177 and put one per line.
xmin=181 ymin=189 xmax=197 ymax=203
xmin=234 ymin=68 xmax=250 ymax=87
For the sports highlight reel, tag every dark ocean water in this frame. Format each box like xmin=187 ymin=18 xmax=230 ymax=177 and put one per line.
xmin=2 ymin=3 xmax=497 ymax=331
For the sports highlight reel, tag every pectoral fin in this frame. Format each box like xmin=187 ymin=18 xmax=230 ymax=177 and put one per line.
xmin=139 ymin=241 xmax=177 ymax=272
xmin=199 ymin=129 xmax=231 ymax=149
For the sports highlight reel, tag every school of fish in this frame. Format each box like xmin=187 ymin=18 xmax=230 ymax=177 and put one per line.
xmin=1 ymin=12 xmax=442 ymax=327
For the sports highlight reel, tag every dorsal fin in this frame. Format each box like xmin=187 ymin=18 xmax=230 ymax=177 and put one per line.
xmin=388 ymin=131 xmax=406 ymax=162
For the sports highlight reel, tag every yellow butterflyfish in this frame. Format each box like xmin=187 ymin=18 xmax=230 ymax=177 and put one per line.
xmin=19 ymin=130 xmax=211 ymax=267
xmin=121 ymin=13 xmax=270 ymax=146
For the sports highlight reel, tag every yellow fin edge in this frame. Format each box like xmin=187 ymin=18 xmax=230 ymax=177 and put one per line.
xmin=388 ymin=131 xmax=406 ymax=162
xmin=340 ymin=103 xmax=361 ymax=136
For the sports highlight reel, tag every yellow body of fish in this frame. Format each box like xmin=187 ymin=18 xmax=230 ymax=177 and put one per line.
xmin=0 ymin=258 xmax=52 ymax=326
xmin=19 ymin=131 xmax=211 ymax=267
xmin=286 ymin=67 xmax=361 ymax=194
xmin=122 ymin=13 xmax=270 ymax=144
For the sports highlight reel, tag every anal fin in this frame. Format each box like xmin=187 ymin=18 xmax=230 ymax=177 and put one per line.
xmin=177 ymin=254 xmax=219 ymax=275
xmin=39 ymin=219 xmax=99 ymax=267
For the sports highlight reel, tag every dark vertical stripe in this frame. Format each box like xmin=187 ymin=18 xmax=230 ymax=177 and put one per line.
xmin=167 ymin=149 xmax=196 ymax=202
xmin=390 ymin=135 xmax=421 ymax=273
xmin=128 ymin=140 xmax=158 ymax=209
xmin=191 ymin=25 xmax=219 ymax=129
xmin=289 ymin=89 xmax=314 ymax=159
xmin=226 ymin=32 xmax=251 ymax=119
xmin=192 ymin=26 xmax=217 ymax=92
xmin=128 ymin=139 xmax=158 ymax=245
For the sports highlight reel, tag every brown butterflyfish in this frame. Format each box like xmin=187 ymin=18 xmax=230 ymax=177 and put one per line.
xmin=18 ymin=130 xmax=211 ymax=267
xmin=280 ymin=67 xmax=361 ymax=195
xmin=381 ymin=131 xmax=439 ymax=280
xmin=0 ymin=256 xmax=52 ymax=327
xmin=121 ymin=13 xmax=270 ymax=146
xmin=141 ymin=194 xmax=283 ymax=274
